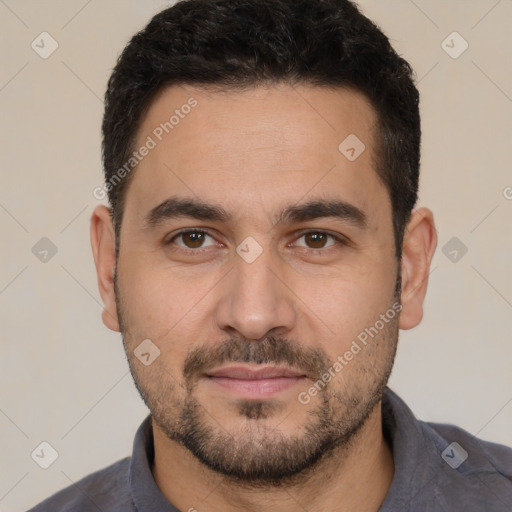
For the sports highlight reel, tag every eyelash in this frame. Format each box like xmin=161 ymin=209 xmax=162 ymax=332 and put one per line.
xmin=165 ymin=228 xmax=218 ymax=254
xmin=165 ymin=228 xmax=347 ymax=255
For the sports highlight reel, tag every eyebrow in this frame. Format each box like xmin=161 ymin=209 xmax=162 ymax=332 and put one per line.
xmin=143 ymin=196 xmax=368 ymax=229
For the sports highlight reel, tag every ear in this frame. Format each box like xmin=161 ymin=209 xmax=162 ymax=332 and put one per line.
xmin=90 ymin=205 xmax=121 ymax=332
xmin=398 ymin=207 xmax=437 ymax=330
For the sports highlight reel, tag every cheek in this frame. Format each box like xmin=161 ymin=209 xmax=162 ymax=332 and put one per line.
xmin=295 ymin=258 xmax=397 ymax=351
xmin=116 ymin=248 xmax=173 ymax=341
xmin=116 ymin=253 xmax=218 ymax=353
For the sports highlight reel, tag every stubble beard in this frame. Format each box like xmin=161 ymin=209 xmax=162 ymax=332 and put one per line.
xmin=115 ymin=273 xmax=400 ymax=487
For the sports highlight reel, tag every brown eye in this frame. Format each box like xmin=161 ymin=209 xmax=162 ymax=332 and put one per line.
xmin=304 ymin=232 xmax=329 ymax=248
xmin=171 ymin=230 xmax=216 ymax=249
xmin=182 ymin=232 xmax=206 ymax=248
xmin=293 ymin=231 xmax=341 ymax=251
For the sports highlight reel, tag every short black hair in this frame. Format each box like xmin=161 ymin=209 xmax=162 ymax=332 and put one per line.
xmin=102 ymin=0 xmax=420 ymax=259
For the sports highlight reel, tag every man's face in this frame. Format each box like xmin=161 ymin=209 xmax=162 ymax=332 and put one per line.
xmin=114 ymin=84 xmax=400 ymax=483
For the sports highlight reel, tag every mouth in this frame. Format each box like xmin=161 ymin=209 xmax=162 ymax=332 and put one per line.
xmin=204 ymin=365 xmax=307 ymax=399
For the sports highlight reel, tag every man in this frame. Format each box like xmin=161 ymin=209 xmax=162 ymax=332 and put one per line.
xmin=30 ymin=0 xmax=512 ymax=510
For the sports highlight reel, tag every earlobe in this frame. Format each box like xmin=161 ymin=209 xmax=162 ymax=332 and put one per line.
xmin=398 ymin=207 xmax=438 ymax=330
xmin=90 ymin=205 xmax=121 ymax=332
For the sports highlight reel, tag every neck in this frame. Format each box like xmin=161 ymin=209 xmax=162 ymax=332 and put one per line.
xmin=152 ymin=402 xmax=394 ymax=512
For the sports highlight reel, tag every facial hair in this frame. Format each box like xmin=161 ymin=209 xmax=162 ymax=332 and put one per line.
xmin=114 ymin=271 xmax=400 ymax=487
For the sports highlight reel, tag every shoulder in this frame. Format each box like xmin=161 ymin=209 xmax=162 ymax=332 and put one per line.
xmin=27 ymin=457 xmax=133 ymax=512
xmin=382 ymin=389 xmax=512 ymax=510
xmin=422 ymin=419 xmax=512 ymax=508
xmin=424 ymin=419 xmax=512 ymax=475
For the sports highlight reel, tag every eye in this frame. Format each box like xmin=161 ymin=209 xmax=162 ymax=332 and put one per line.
xmin=168 ymin=229 xmax=217 ymax=250
xmin=292 ymin=231 xmax=342 ymax=250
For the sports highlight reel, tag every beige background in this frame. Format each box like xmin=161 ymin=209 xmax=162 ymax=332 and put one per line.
xmin=1 ymin=1 xmax=511 ymax=510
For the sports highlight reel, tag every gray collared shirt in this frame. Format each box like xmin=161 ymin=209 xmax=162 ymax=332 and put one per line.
xmin=28 ymin=388 xmax=512 ymax=511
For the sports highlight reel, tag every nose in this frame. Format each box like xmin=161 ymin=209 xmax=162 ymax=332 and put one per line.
xmin=214 ymin=246 xmax=297 ymax=341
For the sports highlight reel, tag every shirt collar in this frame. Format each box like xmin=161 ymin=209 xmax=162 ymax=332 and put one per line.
xmin=129 ymin=416 xmax=179 ymax=512
xmin=378 ymin=387 xmax=442 ymax=511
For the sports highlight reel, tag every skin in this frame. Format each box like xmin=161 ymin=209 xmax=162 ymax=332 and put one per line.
xmin=91 ymin=83 xmax=437 ymax=512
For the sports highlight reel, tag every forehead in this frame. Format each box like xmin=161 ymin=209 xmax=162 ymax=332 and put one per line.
xmin=124 ymin=83 xmax=389 ymax=228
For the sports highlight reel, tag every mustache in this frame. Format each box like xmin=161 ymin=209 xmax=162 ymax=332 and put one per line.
xmin=183 ymin=336 xmax=329 ymax=387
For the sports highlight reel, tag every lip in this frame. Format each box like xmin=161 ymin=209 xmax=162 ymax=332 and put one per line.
xmin=206 ymin=365 xmax=306 ymax=379
xmin=204 ymin=365 xmax=307 ymax=399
